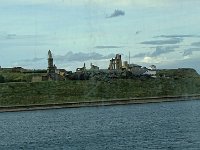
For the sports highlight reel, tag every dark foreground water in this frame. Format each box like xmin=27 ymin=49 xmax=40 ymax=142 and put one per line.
xmin=0 ymin=100 xmax=200 ymax=150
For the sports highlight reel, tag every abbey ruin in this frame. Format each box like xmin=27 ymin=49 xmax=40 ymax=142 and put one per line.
xmin=1 ymin=49 xmax=199 ymax=83
xmin=43 ymin=50 xmax=157 ymax=81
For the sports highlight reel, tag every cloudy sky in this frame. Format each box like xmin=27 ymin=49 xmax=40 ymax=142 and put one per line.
xmin=1 ymin=0 xmax=200 ymax=72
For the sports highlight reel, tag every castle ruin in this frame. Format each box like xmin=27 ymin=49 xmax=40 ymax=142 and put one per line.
xmin=108 ymin=54 xmax=122 ymax=70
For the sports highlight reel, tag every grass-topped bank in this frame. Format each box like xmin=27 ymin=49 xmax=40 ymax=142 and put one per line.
xmin=1 ymin=77 xmax=200 ymax=106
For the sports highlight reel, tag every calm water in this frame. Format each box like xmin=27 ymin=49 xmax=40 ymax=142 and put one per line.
xmin=0 ymin=100 xmax=200 ymax=150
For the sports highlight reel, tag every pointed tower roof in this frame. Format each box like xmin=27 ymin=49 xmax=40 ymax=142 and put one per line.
xmin=48 ymin=50 xmax=52 ymax=58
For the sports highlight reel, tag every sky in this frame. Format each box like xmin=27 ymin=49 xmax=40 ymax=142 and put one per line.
xmin=0 ymin=0 xmax=200 ymax=72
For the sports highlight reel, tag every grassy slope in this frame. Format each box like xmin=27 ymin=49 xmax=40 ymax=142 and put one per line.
xmin=0 ymin=77 xmax=200 ymax=106
xmin=0 ymin=71 xmax=46 ymax=82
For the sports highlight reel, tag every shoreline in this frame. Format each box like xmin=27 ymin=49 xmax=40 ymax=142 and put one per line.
xmin=0 ymin=94 xmax=200 ymax=113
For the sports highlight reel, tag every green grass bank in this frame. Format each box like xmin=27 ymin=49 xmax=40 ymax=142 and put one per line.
xmin=1 ymin=77 xmax=200 ymax=106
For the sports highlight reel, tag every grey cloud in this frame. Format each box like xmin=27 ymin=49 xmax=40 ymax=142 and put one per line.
xmin=150 ymin=46 xmax=178 ymax=57
xmin=54 ymin=51 xmax=115 ymax=62
xmin=133 ymin=53 xmax=148 ymax=58
xmin=0 ymin=34 xmax=17 ymax=40
xmin=94 ymin=46 xmax=122 ymax=49
xmin=133 ymin=46 xmax=179 ymax=58
xmin=140 ymin=38 xmax=183 ymax=45
xmin=19 ymin=57 xmax=45 ymax=63
xmin=191 ymin=42 xmax=200 ymax=47
xmin=183 ymin=48 xmax=200 ymax=56
xmin=12 ymin=57 xmax=47 ymax=69
xmin=0 ymin=33 xmax=44 ymax=40
xmin=155 ymin=34 xmax=199 ymax=38
xmin=183 ymin=50 xmax=192 ymax=56
xmin=107 ymin=9 xmax=125 ymax=18
xmin=13 ymin=57 xmax=45 ymax=67
xmin=0 ymin=33 xmax=52 ymax=47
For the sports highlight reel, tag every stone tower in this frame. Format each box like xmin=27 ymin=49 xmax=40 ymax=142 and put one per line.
xmin=115 ymin=54 xmax=122 ymax=70
xmin=47 ymin=50 xmax=55 ymax=74
xmin=108 ymin=54 xmax=122 ymax=70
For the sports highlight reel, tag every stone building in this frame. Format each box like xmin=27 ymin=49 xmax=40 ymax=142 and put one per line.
xmin=143 ymin=65 xmax=157 ymax=77
xmin=76 ymin=63 xmax=86 ymax=72
xmin=108 ymin=54 xmax=122 ymax=70
xmin=47 ymin=50 xmax=56 ymax=74
xmin=129 ymin=64 xmax=147 ymax=75
xmin=46 ymin=50 xmax=65 ymax=80
xmin=90 ymin=63 xmax=99 ymax=71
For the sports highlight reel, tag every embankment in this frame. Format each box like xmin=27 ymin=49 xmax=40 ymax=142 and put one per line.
xmin=0 ymin=77 xmax=200 ymax=112
xmin=0 ymin=94 xmax=200 ymax=112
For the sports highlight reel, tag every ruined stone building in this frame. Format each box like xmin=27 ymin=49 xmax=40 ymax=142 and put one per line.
xmin=90 ymin=63 xmax=99 ymax=71
xmin=108 ymin=54 xmax=122 ymax=70
xmin=122 ymin=61 xmax=129 ymax=70
xmin=76 ymin=63 xmax=86 ymax=72
xmin=107 ymin=53 xmax=157 ymax=77
xmin=46 ymin=50 xmax=67 ymax=80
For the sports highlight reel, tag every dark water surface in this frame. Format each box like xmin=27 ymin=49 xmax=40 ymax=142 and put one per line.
xmin=1 ymin=100 xmax=200 ymax=150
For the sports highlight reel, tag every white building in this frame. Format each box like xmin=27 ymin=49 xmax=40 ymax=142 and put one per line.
xmin=143 ymin=65 xmax=157 ymax=77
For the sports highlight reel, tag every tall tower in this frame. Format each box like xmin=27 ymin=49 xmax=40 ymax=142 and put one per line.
xmin=47 ymin=50 xmax=55 ymax=74
xmin=115 ymin=54 xmax=122 ymax=70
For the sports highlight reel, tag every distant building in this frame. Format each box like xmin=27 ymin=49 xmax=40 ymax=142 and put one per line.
xmin=55 ymin=69 xmax=67 ymax=77
xmin=143 ymin=65 xmax=157 ymax=77
xmin=122 ymin=61 xmax=128 ymax=70
xmin=149 ymin=65 xmax=156 ymax=70
xmin=108 ymin=54 xmax=122 ymax=70
xmin=76 ymin=63 xmax=86 ymax=72
xmin=107 ymin=54 xmax=151 ymax=76
xmin=46 ymin=50 xmax=66 ymax=81
xmin=90 ymin=63 xmax=99 ymax=71
xmin=129 ymin=64 xmax=147 ymax=75
xmin=47 ymin=50 xmax=56 ymax=74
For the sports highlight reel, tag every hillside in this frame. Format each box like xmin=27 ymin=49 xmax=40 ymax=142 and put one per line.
xmin=0 ymin=70 xmax=46 ymax=83
xmin=0 ymin=77 xmax=200 ymax=106
xmin=157 ymin=68 xmax=199 ymax=78
xmin=0 ymin=68 xmax=200 ymax=107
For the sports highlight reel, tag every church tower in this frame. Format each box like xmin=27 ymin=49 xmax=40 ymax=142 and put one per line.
xmin=47 ymin=50 xmax=55 ymax=74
